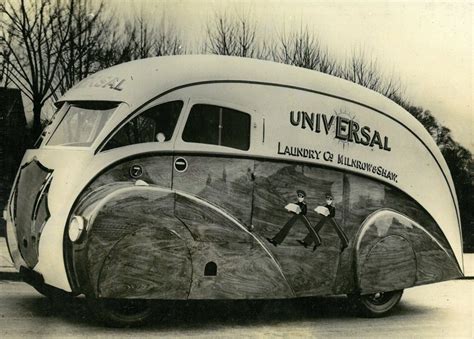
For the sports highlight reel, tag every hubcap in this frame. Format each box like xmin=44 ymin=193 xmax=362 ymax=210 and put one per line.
xmin=368 ymin=291 xmax=390 ymax=305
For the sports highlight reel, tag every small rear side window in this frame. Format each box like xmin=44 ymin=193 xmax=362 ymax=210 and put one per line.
xmin=182 ymin=104 xmax=251 ymax=151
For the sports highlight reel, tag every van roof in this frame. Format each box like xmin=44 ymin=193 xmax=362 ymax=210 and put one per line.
xmin=59 ymin=56 xmax=432 ymax=154
xmin=60 ymin=54 xmax=451 ymax=185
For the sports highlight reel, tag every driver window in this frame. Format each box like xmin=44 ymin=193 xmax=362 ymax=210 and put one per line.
xmin=103 ymin=100 xmax=183 ymax=151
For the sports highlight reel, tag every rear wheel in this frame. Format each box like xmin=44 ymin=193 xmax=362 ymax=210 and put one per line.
xmin=86 ymin=298 xmax=154 ymax=327
xmin=349 ymin=290 xmax=403 ymax=317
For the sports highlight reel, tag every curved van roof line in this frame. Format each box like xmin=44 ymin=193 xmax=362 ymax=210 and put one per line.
xmin=59 ymin=54 xmax=458 ymax=223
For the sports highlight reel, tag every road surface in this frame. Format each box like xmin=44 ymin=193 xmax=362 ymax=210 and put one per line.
xmin=0 ymin=279 xmax=472 ymax=338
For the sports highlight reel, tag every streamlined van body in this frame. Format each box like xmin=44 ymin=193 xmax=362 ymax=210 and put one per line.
xmin=3 ymin=55 xmax=463 ymax=325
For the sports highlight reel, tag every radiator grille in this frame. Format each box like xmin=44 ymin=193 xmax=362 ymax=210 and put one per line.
xmin=13 ymin=159 xmax=53 ymax=268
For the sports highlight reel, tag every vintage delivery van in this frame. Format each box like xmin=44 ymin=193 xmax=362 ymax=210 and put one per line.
xmin=3 ymin=55 xmax=463 ymax=326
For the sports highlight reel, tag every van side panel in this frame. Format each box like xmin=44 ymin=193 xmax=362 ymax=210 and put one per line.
xmin=345 ymin=175 xmax=452 ymax=251
xmin=87 ymin=155 xmax=173 ymax=192
xmin=69 ymin=154 xmax=293 ymax=299
xmin=67 ymin=154 xmax=461 ymax=299
xmin=175 ymin=194 xmax=292 ymax=299
xmin=250 ymin=160 xmax=460 ymax=296
xmin=171 ymin=156 xmax=292 ymax=298
xmin=172 ymin=156 xmax=255 ymax=227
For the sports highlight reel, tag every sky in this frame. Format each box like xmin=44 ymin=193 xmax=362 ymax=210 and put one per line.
xmin=31 ymin=0 xmax=472 ymax=151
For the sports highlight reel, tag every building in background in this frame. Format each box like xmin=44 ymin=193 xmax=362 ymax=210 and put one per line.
xmin=0 ymin=88 xmax=27 ymax=236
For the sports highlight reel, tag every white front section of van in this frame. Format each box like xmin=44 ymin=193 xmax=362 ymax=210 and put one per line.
xmin=7 ymin=148 xmax=94 ymax=290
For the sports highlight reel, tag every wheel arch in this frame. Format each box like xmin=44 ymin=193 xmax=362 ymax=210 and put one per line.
xmin=65 ymin=183 xmax=194 ymax=298
xmin=354 ymin=208 xmax=462 ymax=295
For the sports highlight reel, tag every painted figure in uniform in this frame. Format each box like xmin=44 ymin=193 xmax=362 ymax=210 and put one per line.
xmin=266 ymin=190 xmax=321 ymax=247
xmin=298 ymin=193 xmax=349 ymax=252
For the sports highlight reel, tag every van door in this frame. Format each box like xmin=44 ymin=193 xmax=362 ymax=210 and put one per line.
xmin=172 ymin=102 xmax=256 ymax=227
xmin=171 ymin=101 xmax=295 ymax=299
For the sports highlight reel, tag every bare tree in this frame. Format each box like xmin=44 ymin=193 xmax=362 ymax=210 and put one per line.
xmin=235 ymin=15 xmax=256 ymax=57
xmin=52 ymin=0 xmax=108 ymax=99
xmin=0 ymin=0 xmax=78 ymax=139
xmin=155 ymin=25 xmax=185 ymax=56
xmin=0 ymin=48 xmax=11 ymax=88
xmin=273 ymin=26 xmax=339 ymax=75
xmin=94 ymin=18 xmax=133 ymax=69
xmin=54 ymin=3 xmax=185 ymax=100
xmin=104 ymin=8 xmax=185 ymax=63
xmin=205 ymin=11 xmax=257 ymax=57
xmin=125 ymin=12 xmax=155 ymax=60
xmin=339 ymin=48 xmax=406 ymax=105
xmin=340 ymin=49 xmax=382 ymax=89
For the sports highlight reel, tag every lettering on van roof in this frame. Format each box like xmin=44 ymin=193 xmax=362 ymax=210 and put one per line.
xmin=290 ymin=111 xmax=391 ymax=152
xmin=73 ymin=74 xmax=126 ymax=91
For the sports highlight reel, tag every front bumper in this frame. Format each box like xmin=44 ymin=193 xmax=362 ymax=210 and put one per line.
xmin=20 ymin=265 xmax=75 ymax=298
xmin=3 ymin=208 xmax=25 ymax=270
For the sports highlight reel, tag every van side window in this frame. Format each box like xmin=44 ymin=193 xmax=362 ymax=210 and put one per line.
xmin=103 ymin=101 xmax=183 ymax=151
xmin=182 ymin=104 xmax=251 ymax=151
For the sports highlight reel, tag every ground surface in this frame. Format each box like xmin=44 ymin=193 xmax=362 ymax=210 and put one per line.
xmin=0 ymin=279 xmax=472 ymax=338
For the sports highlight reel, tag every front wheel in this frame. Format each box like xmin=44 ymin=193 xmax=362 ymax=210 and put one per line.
xmin=348 ymin=290 xmax=403 ymax=317
xmin=86 ymin=298 xmax=154 ymax=327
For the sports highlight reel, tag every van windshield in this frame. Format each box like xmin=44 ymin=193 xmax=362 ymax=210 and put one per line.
xmin=47 ymin=101 xmax=119 ymax=147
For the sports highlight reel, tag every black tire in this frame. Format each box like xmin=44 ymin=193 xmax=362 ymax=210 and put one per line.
xmin=86 ymin=298 xmax=154 ymax=327
xmin=348 ymin=290 xmax=403 ymax=318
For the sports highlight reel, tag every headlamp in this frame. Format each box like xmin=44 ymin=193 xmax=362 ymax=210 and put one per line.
xmin=68 ymin=215 xmax=85 ymax=242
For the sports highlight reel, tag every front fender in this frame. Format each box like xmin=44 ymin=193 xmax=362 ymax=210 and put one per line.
xmin=66 ymin=183 xmax=193 ymax=298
